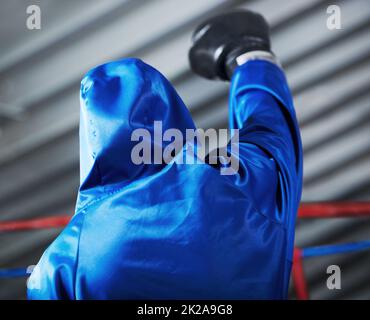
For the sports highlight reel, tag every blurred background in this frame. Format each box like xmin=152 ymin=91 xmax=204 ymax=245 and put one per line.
xmin=0 ymin=0 xmax=370 ymax=299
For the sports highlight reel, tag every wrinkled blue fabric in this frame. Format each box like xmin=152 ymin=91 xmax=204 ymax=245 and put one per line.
xmin=27 ymin=58 xmax=302 ymax=300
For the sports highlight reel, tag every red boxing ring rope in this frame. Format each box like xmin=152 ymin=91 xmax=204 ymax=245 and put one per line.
xmin=1 ymin=202 xmax=370 ymax=232
xmin=0 ymin=215 xmax=71 ymax=232
xmin=292 ymin=248 xmax=309 ymax=300
xmin=298 ymin=202 xmax=370 ymax=218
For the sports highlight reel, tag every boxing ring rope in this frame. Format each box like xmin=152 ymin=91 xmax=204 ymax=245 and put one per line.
xmin=293 ymin=202 xmax=370 ymax=300
xmin=298 ymin=202 xmax=370 ymax=218
xmin=1 ymin=202 xmax=370 ymax=300
xmin=292 ymin=248 xmax=308 ymax=300
xmin=0 ymin=215 xmax=70 ymax=232
xmin=0 ymin=266 xmax=34 ymax=278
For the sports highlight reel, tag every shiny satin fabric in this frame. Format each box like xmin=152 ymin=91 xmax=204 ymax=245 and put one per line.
xmin=27 ymin=58 xmax=302 ymax=299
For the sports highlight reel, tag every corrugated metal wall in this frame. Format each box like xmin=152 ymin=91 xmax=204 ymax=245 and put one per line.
xmin=0 ymin=0 xmax=369 ymax=299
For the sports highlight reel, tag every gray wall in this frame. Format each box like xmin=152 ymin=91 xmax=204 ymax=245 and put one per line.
xmin=0 ymin=0 xmax=369 ymax=299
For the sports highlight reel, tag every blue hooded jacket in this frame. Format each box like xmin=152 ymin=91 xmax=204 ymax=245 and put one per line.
xmin=27 ymin=58 xmax=302 ymax=299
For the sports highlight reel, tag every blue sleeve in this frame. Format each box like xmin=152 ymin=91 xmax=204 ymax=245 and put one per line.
xmin=228 ymin=60 xmax=303 ymax=260
xmin=27 ymin=213 xmax=84 ymax=300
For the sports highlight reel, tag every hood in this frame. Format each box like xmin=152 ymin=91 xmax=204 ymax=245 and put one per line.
xmin=79 ymin=58 xmax=196 ymax=191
